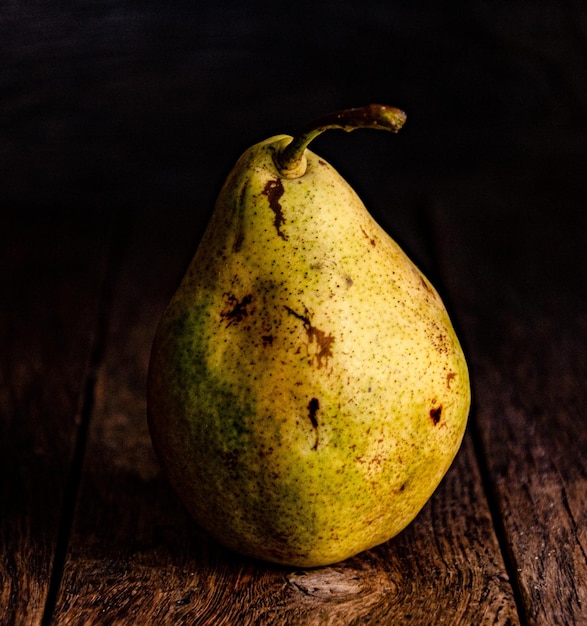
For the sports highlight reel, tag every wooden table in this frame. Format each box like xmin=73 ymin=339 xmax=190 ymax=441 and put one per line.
xmin=2 ymin=3 xmax=586 ymax=624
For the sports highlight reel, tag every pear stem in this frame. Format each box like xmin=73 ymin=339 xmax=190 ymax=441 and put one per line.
xmin=275 ymin=104 xmax=407 ymax=178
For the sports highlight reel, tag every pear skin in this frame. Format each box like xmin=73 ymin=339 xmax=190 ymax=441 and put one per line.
xmin=148 ymin=108 xmax=470 ymax=567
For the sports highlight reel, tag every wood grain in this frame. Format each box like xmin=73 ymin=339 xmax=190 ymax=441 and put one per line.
xmin=0 ymin=209 xmax=112 ymax=625
xmin=431 ymin=155 xmax=587 ymax=625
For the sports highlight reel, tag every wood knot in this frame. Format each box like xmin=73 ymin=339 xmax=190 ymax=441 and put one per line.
xmin=287 ymin=568 xmax=364 ymax=601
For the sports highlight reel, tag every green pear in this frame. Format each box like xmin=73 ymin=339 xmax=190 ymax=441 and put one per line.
xmin=147 ymin=105 xmax=470 ymax=567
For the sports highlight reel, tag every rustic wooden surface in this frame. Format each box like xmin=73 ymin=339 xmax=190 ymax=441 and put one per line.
xmin=2 ymin=3 xmax=586 ymax=625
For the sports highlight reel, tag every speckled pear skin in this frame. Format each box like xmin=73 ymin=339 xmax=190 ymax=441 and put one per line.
xmin=147 ymin=135 xmax=470 ymax=567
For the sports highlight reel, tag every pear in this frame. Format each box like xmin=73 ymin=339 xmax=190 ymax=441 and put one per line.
xmin=147 ymin=105 xmax=470 ymax=567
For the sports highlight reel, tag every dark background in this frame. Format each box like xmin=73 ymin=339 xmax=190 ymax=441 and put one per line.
xmin=4 ymin=1 xmax=585 ymax=261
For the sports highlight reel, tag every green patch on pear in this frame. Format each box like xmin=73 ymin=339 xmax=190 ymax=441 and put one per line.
xmin=148 ymin=105 xmax=470 ymax=567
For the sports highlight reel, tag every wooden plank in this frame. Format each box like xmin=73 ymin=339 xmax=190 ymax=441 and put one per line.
xmin=51 ymin=193 xmax=519 ymax=624
xmin=0 ymin=208 xmax=112 ymax=625
xmin=430 ymin=152 xmax=587 ymax=625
